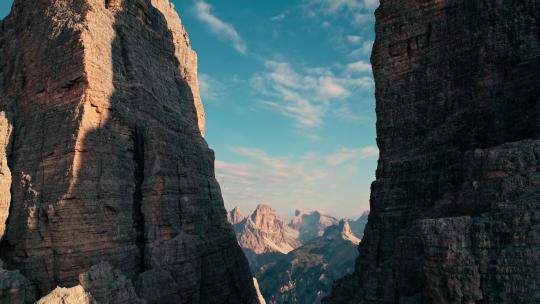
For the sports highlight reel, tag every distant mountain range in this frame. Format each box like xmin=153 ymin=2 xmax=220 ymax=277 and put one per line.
xmin=290 ymin=209 xmax=339 ymax=243
xmin=228 ymin=204 xmax=369 ymax=304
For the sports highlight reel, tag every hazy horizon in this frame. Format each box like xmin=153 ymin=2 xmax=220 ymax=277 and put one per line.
xmin=0 ymin=0 xmax=378 ymax=220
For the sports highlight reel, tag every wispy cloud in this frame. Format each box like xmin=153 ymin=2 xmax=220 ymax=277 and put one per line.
xmin=199 ymin=73 xmax=226 ymax=103
xmin=353 ymin=13 xmax=374 ymax=25
xmin=347 ymin=35 xmax=363 ymax=44
xmin=193 ymin=1 xmax=247 ymax=54
xmin=350 ymin=40 xmax=374 ymax=58
xmin=272 ymin=12 xmax=287 ymax=21
xmin=229 ymin=147 xmax=327 ymax=181
xmin=347 ymin=60 xmax=372 ymax=73
xmin=363 ymin=0 xmax=380 ymax=10
xmin=323 ymin=146 xmax=378 ymax=166
xmin=301 ymin=0 xmax=378 ymax=60
xmin=303 ymin=0 xmax=379 ymax=18
xmin=215 ymin=147 xmax=326 ymax=209
xmin=334 ymin=106 xmax=369 ymax=124
xmin=252 ymin=60 xmax=374 ymax=129
xmin=303 ymin=0 xmax=362 ymax=15
xmin=216 ymin=145 xmax=377 ymax=217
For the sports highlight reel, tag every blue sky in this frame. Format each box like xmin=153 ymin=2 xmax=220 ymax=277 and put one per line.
xmin=1 ymin=0 xmax=378 ymax=219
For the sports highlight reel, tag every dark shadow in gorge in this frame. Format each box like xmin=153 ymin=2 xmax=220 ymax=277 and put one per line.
xmin=1 ymin=0 xmax=256 ymax=303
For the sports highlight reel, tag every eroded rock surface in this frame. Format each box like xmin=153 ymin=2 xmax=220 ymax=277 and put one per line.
xmin=326 ymin=0 xmax=540 ymax=303
xmin=36 ymin=262 xmax=144 ymax=304
xmin=37 ymin=286 xmax=95 ymax=304
xmin=0 ymin=260 xmax=36 ymax=304
xmin=0 ymin=0 xmax=258 ymax=303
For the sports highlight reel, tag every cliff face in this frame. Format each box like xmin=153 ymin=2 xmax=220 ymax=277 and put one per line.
xmin=0 ymin=0 xmax=258 ymax=303
xmin=326 ymin=0 xmax=540 ymax=303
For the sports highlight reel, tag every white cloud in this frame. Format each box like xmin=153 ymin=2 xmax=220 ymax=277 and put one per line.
xmin=199 ymin=73 xmax=226 ymax=103
xmin=362 ymin=41 xmax=374 ymax=55
xmin=252 ymin=60 xmax=374 ymax=129
xmin=263 ymin=98 xmax=324 ymax=128
xmin=304 ymin=0 xmax=378 ymax=18
xmin=350 ymin=40 xmax=374 ymax=58
xmin=193 ymin=1 xmax=247 ymax=54
xmin=363 ymin=0 xmax=380 ymax=10
xmin=318 ymin=77 xmax=350 ymax=99
xmin=353 ymin=13 xmax=373 ymax=25
xmin=346 ymin=76 xmax=375 ymax=89
xmin=347 ymin=60 xmax=372 ymax=73
xmin=229 ymin=147 xmax=326 ymax=181
xmin=215 ymin=147 xmax=326 ymax=209
xmin=272 ymin=13 xmax=287 ymax=21
xmin=347 ymin=35 xmax=362 ymax=44
xmin=305 ymin=0 xmax=362 ymax=15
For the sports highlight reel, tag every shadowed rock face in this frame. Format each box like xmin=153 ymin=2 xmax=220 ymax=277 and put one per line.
xmin=0 ymin=259 xmax=36 ymax=303
xmin=0 ymin=0 xmax=258 ymax=303
xmin=326 ymin=0 xmax=540 ymax=303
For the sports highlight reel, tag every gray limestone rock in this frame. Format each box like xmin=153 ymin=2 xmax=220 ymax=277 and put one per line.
xmin=325 ymin=0 xmax=540 ymax=303
xmin=0 ymin=0 xmax=259 ymax=302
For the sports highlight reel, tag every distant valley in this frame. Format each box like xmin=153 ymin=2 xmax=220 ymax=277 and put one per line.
xmin=228 ymin=204 xmax=369 ymax=304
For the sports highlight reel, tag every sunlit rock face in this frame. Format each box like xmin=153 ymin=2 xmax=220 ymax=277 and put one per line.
xmin=234 ymin=205 xmax=301 ymax=258
xmin=0 ymin=0 xmax=259 ymax=303
xmin=325 ymin=0 xmax=540 ymax=303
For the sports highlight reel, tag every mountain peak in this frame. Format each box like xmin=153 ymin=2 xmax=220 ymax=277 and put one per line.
xmin=227 ymin=206 xmax=246 ymax=225
xmin=251 ymin=204 xmax=280 ymax=228
xmin=340 ymin=220 xmax=353 ymax=235
xmin=254 ymin=204 xmax=274 ymax=213
xmin=234 ymin=205 xmax=301 ymax=256
xmin=323 ymin=220 xmax=360 ymax=244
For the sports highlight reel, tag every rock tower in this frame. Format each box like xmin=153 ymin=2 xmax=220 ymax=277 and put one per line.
xmin=0 ymin=1 xmax=259 ymax=303
xmin=326 ymin=1 xmax=540 ymax=303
